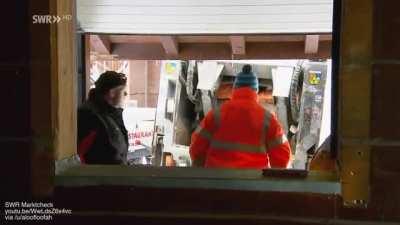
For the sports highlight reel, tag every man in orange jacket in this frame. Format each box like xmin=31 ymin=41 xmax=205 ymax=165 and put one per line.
xmin=190 ymin=64 xmax=291 ymax=169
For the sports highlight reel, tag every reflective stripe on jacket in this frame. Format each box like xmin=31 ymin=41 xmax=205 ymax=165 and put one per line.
xmin=189 ymin=87 xmax=291 ymax=169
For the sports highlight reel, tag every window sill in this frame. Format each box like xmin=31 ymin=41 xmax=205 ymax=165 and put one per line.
xmin=55 ymin=165 xmax=340 ymax=195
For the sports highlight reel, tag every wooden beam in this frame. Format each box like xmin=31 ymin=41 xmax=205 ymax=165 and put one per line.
xmin=113 ymin=41 xmax=331 ymax=60
xmin=304 ymin=35 xmax=320 ymax=54
xmin=160 ymin=36 xmax=179 ymax=56
xmin=108 ymin=34 xmax=332 ymax=44
xmin=229 ymin=36 xmax=246 ymax=55
xmin=91 ymin=35 xmax=111 ymax=54
xmin=109 ymin=35 xmax=161 ymax=44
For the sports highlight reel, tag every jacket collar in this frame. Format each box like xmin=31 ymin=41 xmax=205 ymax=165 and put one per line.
xmin=89 ymin=94 xmax=122 ymax=114
xmin=231 ymin=87 xmax=258 ymax=102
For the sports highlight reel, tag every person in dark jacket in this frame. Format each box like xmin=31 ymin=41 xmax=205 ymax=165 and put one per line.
xmin=77 ymin=71 xmax=129 ymax=164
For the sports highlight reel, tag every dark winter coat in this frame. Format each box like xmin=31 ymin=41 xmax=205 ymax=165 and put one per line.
xmin=77 ymin=98 xmax=129 ymax=165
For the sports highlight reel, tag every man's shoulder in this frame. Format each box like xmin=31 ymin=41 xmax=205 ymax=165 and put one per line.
xmin=224 ymin=99 xmax=266 ymax=111
xmin=78 ymin=102 xmax=105 ymax=129
xmin=78 ymin=102 xmax=99 ymax=117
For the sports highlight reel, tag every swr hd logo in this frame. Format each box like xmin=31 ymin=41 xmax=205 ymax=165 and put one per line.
xmin=32 ymin=14 xmax=72 ymax=24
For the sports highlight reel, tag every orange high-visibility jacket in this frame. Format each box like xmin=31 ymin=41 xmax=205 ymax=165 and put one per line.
xmin=190 ymin=87 xmax=291 ymax=169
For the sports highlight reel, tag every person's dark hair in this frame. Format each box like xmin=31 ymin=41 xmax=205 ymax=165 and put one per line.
xmin=88 ymin=71 xmax=127 ymax=100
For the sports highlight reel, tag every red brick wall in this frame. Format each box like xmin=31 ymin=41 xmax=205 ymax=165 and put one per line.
xmin=370 ymin=0 xmax=400 ymax=219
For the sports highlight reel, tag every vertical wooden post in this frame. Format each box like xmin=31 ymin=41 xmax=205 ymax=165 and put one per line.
xmin=84 ymin=34 xmax=91 ymax=98
xmin=339 ymin=0 xmax=373 ymax=206
xmin=30 ymin=0 xmax=77 ymax=197
xmin=145 ymin=60 xmax=149 ymax=107
xmin=51 ymin=0 xmax=77 ymax=161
